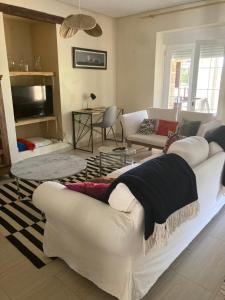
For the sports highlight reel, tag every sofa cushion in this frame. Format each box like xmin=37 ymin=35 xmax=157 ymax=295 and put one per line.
xmin=156 ymin=120 xmax=178 ymax=136
xmin=127 ymin=134 xmax=167 ymax=147
xmin=163 ymin=131 xmax=185 ymax=154
xmin=208 ymin=142 xmax=223 ymax=158
xmin=197 ymin=120 xmax=222 ymax=137
xmin=137 ymin=119 xmax=157 ymax=135
xmin=148 ymin=107 xmax=177 ymax=121
xmin=178 ymin=119 xmax=201 ymax=137
xmin=108 ymin=183 xmax=138 ymax=212
xmin=168 ymin=136 xmax=209 ymax=167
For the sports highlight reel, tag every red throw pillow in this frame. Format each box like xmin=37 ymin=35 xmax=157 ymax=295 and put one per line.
xmin=156 ymin=120 xmax=178 ymax=136
xmin=65 ymin=182 xmax=110 ymax=200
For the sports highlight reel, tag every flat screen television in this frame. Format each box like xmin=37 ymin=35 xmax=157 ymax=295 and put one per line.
xmin=11 ymin=85 xmax=53 ymax=121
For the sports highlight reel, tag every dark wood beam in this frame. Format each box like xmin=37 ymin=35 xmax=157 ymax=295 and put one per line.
xmin=0 ymin=3 xmax=64 ymax=24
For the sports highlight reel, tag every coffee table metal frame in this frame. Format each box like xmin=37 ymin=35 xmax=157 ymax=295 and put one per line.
xmin=98 ymin=146 xmax=136 ymax=177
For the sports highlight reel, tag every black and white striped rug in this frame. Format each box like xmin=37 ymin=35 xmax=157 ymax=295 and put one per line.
xmin=0 ymin=155 xmax=123 ymax=269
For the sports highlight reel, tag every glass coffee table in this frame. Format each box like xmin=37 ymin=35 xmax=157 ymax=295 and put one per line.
xmin=10 ymin=153 xmax=87 ymax=201
xmin=98 ymin=146 xmax=136 ymax=176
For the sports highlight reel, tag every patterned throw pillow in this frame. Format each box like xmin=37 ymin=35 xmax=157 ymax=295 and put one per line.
xmin=163 ymin=131 xmax=184 ymax=153
xmin=137 ymin=119 xmax=157 ymax=135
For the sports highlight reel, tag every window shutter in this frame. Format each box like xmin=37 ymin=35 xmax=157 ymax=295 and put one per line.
xmin=200 ymin=44 xmax=225 ymax=58
xmin=170 ymin=47 xmax=193 ymax=60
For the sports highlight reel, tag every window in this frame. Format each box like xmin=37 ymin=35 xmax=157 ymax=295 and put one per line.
xmin=166 ymin=47 xmax=193 ymax=110
xmin=163 ymin=42 xmax=225 ymax=114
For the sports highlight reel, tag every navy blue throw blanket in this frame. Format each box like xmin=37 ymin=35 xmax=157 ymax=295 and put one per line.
xmin=104 ymin=153 xmax=198 ymax=240
xmin=206 ymin=125 xmax=225 ymax=185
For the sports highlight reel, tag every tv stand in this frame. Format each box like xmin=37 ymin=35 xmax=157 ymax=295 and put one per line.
xmin=10 ymin=71 xmax=60 ymax=138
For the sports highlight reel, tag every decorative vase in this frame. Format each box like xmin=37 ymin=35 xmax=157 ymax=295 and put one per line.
xmin=34 ymin=56 xmax=42 ymax=71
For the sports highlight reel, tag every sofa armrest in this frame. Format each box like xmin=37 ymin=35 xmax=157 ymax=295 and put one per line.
xmin=197 ymin=119 xmax=222 ymax=137
xmin=194 ymin=152 xmax=225 ymax=211
xmin=120 ymin=110 xmax=148 ymax=138
xmin=32 ymin=181 xmax=142 ymax=255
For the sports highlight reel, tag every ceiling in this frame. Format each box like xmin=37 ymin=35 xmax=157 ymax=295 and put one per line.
xmin=56 ymin=0 xmax=201 ymax=18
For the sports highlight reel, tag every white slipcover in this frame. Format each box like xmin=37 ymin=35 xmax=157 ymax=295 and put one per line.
xmin=168 ymin=136 xmax=209 ymax=167
xmin=121 ymin=109 xmax=220 ymax=149
xmin=120 ymin=110 xmax=148 ymax=138
xmin=209 ymin=142 xmax=223 ymax=158
xmin=109 ymin=183 xmax=138 ymax=212
xmin=127 ymin=134 xmax=167 ymax=147
xmin=197 ymin=119 xmax=222 ymax=137
xmin=178 ymin=110 xmax=215 ymax=123
xmin=147 ymin=107 xmax=177 ymax=121
xmin=33 ymin=137 xmax=225 ymax=300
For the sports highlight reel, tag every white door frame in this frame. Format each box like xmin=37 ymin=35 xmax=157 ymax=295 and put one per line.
xmin=162 ymin=44 xmax=194 ymax=109
xmin=163 ymin=40 xmax=225 ymax=112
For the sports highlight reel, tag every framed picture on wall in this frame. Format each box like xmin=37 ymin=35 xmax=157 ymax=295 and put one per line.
xmin=72 ymin=47 xmax=107 ymax=70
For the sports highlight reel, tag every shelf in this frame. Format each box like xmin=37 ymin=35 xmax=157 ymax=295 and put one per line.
xmin=17 ymin=142 xmax=72 ymax=161
xmin=15 ymin=116 xmax=56 ymax=127
xmin=9 ymin=71 xmax=54 ymax=77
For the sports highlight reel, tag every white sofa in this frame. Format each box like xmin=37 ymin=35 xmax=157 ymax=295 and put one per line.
xmin=121 ymin=107 xmax=221 ymax=149
xmin=33 ymin=137 xmax=225 ymax=300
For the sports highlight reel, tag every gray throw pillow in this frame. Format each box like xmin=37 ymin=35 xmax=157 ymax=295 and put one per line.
xmin=137 ymin=119 xmax=157 ymax=135
xmin=178 ymin=119 xmax=201 ymax=137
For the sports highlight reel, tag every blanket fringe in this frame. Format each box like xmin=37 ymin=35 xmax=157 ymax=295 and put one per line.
xmin=144 ymin=201 xmax=200 ymax=254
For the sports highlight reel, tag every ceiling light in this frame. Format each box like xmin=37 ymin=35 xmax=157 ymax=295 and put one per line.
xmin=84 ymin=23 xmax=102 ymax=37
xmin=60 ymin=0 xmax=102 ymax=38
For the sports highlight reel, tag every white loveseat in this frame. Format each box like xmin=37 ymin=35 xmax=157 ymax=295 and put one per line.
xmin=33 ymin=137 xmax=225 ymax=300
xmin=121 ymin=107 xmax=222 ymax=149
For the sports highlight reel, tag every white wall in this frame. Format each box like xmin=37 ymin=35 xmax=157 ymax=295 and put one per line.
xmin=116 ymin=2 xmax=225 ymax=122
xmin=162 ymin=24 xmax=225 ymax=45
xmin=4 ymin=17 xmax=34 ymax=65
xmin=56 ymin=22 xmax=116 ymax=143
xmin=0 ymin=0 xmax=116 ymax=162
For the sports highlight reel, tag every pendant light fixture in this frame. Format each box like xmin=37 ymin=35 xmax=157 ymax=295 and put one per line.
xmin=60 ymin=0 xmax=102 ymax=38
xmin=84 ymin=23 xmax=102 ymax=37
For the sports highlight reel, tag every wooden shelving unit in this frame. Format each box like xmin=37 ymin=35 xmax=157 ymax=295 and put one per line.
xmin=9 ymin=71 xmax=54 ymax=77
xmin=0 ymin=75 xmax=11 ymax=174
xmin=3 ymin=15 xmax=64 ymax=162
xmin=15 ymin=116 xmax=56 ymax=127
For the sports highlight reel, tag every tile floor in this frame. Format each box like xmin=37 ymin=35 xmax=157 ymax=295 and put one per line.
xmin=0 ymin=144 xmax=225 ymax=300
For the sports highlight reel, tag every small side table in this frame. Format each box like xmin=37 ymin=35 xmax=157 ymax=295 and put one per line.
xmin=98 ymin=146 xmax=136 ymax=176
xmin=10 ymin=154 xmax=87 ymax=201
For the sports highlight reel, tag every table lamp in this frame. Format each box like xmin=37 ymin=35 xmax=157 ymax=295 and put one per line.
xmin=86 ymin=93 xmax=96 ymax=110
